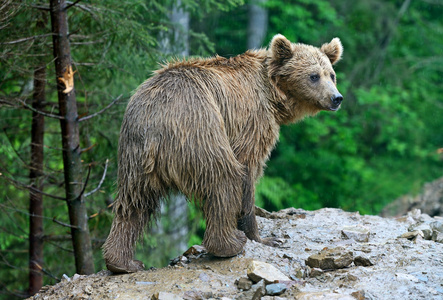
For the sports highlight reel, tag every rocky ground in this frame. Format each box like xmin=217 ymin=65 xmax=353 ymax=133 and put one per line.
xmin=30 ymin=207 xmax=443 ymax=300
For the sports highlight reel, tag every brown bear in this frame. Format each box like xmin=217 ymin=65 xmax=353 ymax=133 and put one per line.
xmin=103 ymin=34 xmax=343 ymax=273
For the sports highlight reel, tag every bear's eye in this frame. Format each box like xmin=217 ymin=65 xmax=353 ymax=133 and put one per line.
xmin=330 ymin=74 xmax=335 ymax=81
xmin=310 ymin=74 xmax=320 ymax=82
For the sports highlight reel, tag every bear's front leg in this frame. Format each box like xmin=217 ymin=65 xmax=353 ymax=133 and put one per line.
xmin=201 ymin=166 xmax=247 ymax=257
xmin=237 ymin=168 xmax=284 ymax=247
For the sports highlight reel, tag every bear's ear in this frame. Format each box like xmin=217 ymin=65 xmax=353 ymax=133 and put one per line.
xmin=320 ymin=37 xmax=343 ymax=65
xmin=270 ymin=34 xmax=293 ymax=62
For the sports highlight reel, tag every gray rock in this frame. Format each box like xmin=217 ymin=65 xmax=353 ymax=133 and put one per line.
xmin=236 ymin=277 xmax=253 ymax=291
xmin=430 ymin=221 xmax=443 ymax=233
xmin=341 ymin=226 xmax=370 ymax=242
xmin=432 ymin=230 xmax=443 ymax=243
xmin=247 ymin=260 xmax=290 ymax=284
xmin=351 ymin=290 xmax=366 ymax=300
xmin=265 ymin=283 xmax=287 ymax=296
xmin=296 ymin=292 xmax=355 ymax=300
xmin=198 ymin=272 xmax=210 ymax=282
xmin=294 ymin=267 xmax=307 ymax=279
xmin=182 ymin=290 xmax=212 ymax=299
xmin=354 ymin=255 xmax=374 ymax=267
xmin=400 ymin=230 xmax=424 ymax=240
xmin=309 ymin=268 xmax=323 ymax=277
xmin=409 ymin=223 xmax=433 ymax=240
xmin=236 ymin=279 xmax=266 ymax=300
xmin=152 ymin=292 xmax=184 ymax=300
xmin=305 ymin=247 xmax=354 ymax=270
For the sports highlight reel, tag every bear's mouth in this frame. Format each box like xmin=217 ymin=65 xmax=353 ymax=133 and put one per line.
xmin=328 ymin=105 xmax=341 ymax=111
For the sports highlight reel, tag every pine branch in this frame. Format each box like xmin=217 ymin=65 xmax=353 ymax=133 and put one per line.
xmin=78 ymin=94 xmax=122 ymax=122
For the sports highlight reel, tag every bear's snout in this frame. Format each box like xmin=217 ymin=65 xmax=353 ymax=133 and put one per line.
xmin=331 ymin=93 xmax=343 ymax=109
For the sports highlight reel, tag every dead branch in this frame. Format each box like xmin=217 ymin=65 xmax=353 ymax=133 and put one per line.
xmin=2 ymin=128 xmax=28 ymax=167
xmin=0 ymin=173 xmax=67 ymax=201
xmin=0 ymin=201 xmax=61 ymax=223
xmin=28 ymin=185 xmax=67 ymax=201
xmin=84 ymin=159 xmax=108 ymax=198
xmin=80 ymin=143 xmax=96 ymax=154
xmin=29 ymin=4 xmax=50 ymax=11
xmin=45 ymin=240 xmax=74 ymax=253
xmin=71 ymin=162 xmax=91 ymax=201
xmin=65 ymin=0 xmax=83 ymax=10
xmin=19 ymin=99 xmax=64 ymax=119
xmin=78 ymin=94 xmax=122 ymax=122
xmin=53 ymin=217 xmax=79 ymax=229
xmin=42 ymin=235 xmax=71 ymax=241
xmin=40 ymin=266 xmax=60 ymax=281
xmin=0 ymin=33 xmax=53 ymax=45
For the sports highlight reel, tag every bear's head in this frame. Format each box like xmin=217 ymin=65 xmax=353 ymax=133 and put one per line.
xmin=268 ymin=34 xmax=343 ymax=121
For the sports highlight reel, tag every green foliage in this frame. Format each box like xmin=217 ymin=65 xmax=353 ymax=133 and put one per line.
xmin=265 ymin=0 xmax=340 ymax=43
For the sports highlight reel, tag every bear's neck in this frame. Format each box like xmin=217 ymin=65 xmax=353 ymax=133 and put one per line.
xmin=256 ymin=54 xmax=317 ymax=125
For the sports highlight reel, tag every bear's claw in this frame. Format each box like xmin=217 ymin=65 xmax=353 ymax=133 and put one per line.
xmin=106 ymin=259 xmax=145 ymax=274
xmin=205 ymin=229 xmax=247 ymax=258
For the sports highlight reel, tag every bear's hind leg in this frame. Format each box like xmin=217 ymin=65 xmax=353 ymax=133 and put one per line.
xmin=102 ymin=212 xmax=146 ymax=273
xmin=102 ymin=189 xmax=162 ymax=273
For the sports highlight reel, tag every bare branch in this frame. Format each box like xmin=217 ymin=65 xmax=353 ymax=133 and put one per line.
xmin=65 ymin=0 xmax=83 ymax=10
xmin=78 ymin=94 xmax=122 ymax=122
xmin=40 ymin=266 xmax=60 ymax=281
xmin=2 ymin=128 xmax=28 ymax=167
xmin=28 ymin=185 xmax=67 ymax=201
xmin=18 ymin=99 xmax=64 ymax=119
xmin=0 ymin=98 xmax=18 ymax=107
xmin=72 ymin=163 xmax=91 ymax=201
xmin=53 ymin=217 xmax=79 ymax=229
xmin=42 ymin=235 xmax=71 ymax=241
xmin=80 ymin=143 xmax=97 ymax=154
xmin=0 ymin=173 xmax=67 ymax=201
xmin=45 ymin=240 xmax=74 ymax=253
xmin=84 ymin=159 xmax=109 ymax=198
xmin=29 ymin=4 xmax=50 ymax=11
xmin=0 ymin=33 xmax=53 ymax=45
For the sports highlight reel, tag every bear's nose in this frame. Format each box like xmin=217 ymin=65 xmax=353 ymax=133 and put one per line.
xmin=332 ymin=93 xmax=343 ymax=106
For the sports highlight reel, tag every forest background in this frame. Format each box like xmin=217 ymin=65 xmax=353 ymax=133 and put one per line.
xmin=0 ymin=0 xmax=442 ymax=298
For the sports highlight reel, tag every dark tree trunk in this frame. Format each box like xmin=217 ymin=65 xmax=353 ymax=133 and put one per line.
xmin=28 ymin=64 xmax=46 ymax=296
xmin=49 ymin=0 xmax=94 ymax=274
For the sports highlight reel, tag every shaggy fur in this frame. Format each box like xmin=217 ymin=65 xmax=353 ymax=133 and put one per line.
xmin=102 ymin=34 xmax=344 ymax=273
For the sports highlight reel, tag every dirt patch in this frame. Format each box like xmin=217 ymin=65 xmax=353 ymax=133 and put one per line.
xmin=30 ymin=208 xmax=443 ymax=299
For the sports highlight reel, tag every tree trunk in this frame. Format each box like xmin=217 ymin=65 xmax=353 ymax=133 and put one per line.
xmin=247 ymin=0 xmax=268 ymax=49
xmin=49 ymin=0 xmax=94 ymax=274
xmin=28 ymin=63 xmax=46 ymax=296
